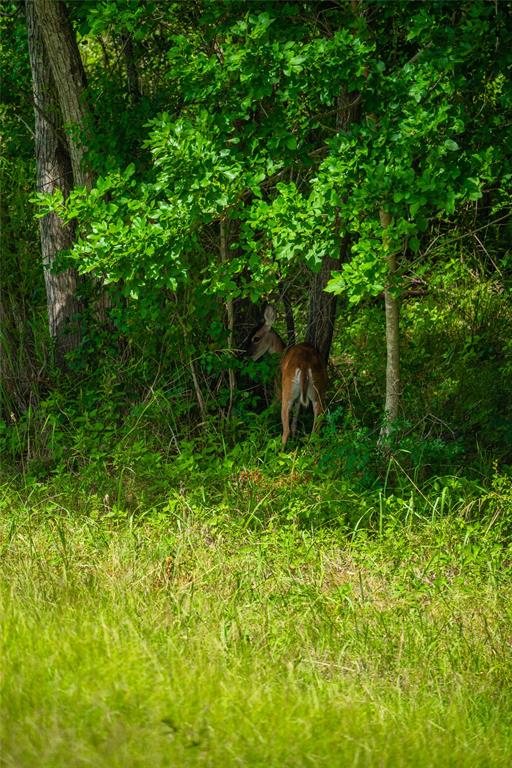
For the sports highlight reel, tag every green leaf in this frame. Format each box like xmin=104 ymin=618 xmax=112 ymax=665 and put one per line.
xmin=409 ymin=236 xmax=420 ymax=253
xmin=284 ymin=134 xmax=297 ymax=151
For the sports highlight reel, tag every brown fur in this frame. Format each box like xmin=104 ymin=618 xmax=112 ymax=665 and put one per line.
xmin=247 ymin=308 xmax=327 ymax=447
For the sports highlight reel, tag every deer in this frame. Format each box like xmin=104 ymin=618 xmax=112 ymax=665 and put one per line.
xmin=246 ymin=306 xmax=327 ymax=447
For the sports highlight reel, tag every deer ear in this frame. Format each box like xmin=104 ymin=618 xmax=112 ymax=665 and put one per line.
xmin=264 ymin=305 xmax=276 ymax=327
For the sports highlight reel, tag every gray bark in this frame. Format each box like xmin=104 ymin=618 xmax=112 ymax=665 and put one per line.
xmin=33 ymin=0 xmax=112 ymax=322
xmin=220 ymin=219 xmax=236 ymax=417
xmin=379 ymin=209 xmax=401 ymax=435
xmin=306 ymin=87 xmax=361 ymax=365
xmin=26 ymin=0 xmax=81 ymax=364
xmin=121 ymin=33 xmax=141 ymax=103
xmin=305 ymin=255 xmax=338 ymax=366
xmin=279 ymin=281 xmax=296 ymax=347
xmin=33 ymin=0 xmax=93 ymax=190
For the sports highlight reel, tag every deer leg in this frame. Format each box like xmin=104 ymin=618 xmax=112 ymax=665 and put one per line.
xmin=291 ymin=400 xmax=300 ymax=437
xmin=312 ymin=398 xmax=323 ymax=433
xmin=281 ymin=399 xmax=292 ymax=447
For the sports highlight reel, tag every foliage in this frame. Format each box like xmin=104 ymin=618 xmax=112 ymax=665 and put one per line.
xmin=34 ymin=1 xmax=511 ymax=312
xmin=2 ymin=1 xmax=512 ymax=478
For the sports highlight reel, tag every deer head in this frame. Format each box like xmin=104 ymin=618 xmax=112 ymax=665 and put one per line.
xmin=246 ymin=306 xmax=285 ymax=361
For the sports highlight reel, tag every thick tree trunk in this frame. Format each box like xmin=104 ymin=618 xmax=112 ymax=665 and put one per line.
xmin=379 ymin=209 xmax=401 ymax=436
xmin=279 ymin=280 xmax=296 ymax=347
xmin=305 ymin=255 xmax=338 ymax=366
xmin=26 ymin=0 xmax=81 ymax=365
xmin=33 ymin=0 xmax=93 ymax=190
xmin=306 ymin=87 xmax=361 ymax=365
xmin=33 ymin=0 xmax=112 ymax=322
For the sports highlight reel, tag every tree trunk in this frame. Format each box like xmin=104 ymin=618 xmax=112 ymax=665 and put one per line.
xmin=33 ymin=0 xmax=112 ymax=322
xmin=220 ymin=219 xmax=236 ymax=418
xmin=306 ymin=87 xmax=361 ymax=365
xmin=33 ymin=0 xmax=93 ymax=190
xmin=26 ymin=0 xmax=81 ymax=365
xmin=379 ymin=209 xmax=401 ymax=436
xmin=279 ymin=280 xmax=296 ymax=347
xmin=305 ymin=255 xmax=338 ymax=365
xmin=120 ymin=33 xmax=141 ymax=104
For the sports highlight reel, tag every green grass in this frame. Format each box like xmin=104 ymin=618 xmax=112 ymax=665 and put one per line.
xmin=1 ymin=472 xmax=511 ymax=767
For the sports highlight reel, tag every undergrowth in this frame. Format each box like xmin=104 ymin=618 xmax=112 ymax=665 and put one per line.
xmin=1 ymin=452 xmax=511 ymax=767
xmin=1 ymin=350 xmax=511 ymax=767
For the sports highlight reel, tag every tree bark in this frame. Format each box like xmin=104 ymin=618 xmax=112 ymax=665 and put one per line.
xmin=306 ymin=86 xmax=361 ymax=365
xmin=33 ymin=0 xmax=93 ymax=190
xmin=120 ymin=32 xmax=141 ymax=104
xmin=305 ymin=255 xmax=338 ymax=366
xmin=26 ymin=0 xmax=81 ymax=365
xmin=220 ymin=219 xmax=236 ymax=418
xmin=379 ymin=209 xmax=401 ymax=436
xmin=33 ymin=0 xmax=113 ymax=322
xmin=279 ymin=280 xmax=296 ymax=347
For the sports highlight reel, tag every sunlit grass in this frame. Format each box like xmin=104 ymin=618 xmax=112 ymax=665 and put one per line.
xmin=1 ymin=478 xmax=511 ymax=767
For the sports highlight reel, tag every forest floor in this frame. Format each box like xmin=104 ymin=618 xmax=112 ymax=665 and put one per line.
xmin=1 ymin=468 xmax=511 ymax=767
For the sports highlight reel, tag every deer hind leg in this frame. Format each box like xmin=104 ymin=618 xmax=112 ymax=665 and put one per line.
xmin=311 ymin=392 xmax=323 ymax=434
xmin=291 ymin=400 xmax=301 ymax=437
xmin=281 ymin=399 xmax=293 ymax=447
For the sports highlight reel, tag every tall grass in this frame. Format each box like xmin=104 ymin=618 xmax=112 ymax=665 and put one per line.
xmin=1 ymin=474 xmax=511 ymax=767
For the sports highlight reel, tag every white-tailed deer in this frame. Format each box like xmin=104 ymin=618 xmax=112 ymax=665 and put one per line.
xmin=246 ymin=306 xmax=327 ymax=447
